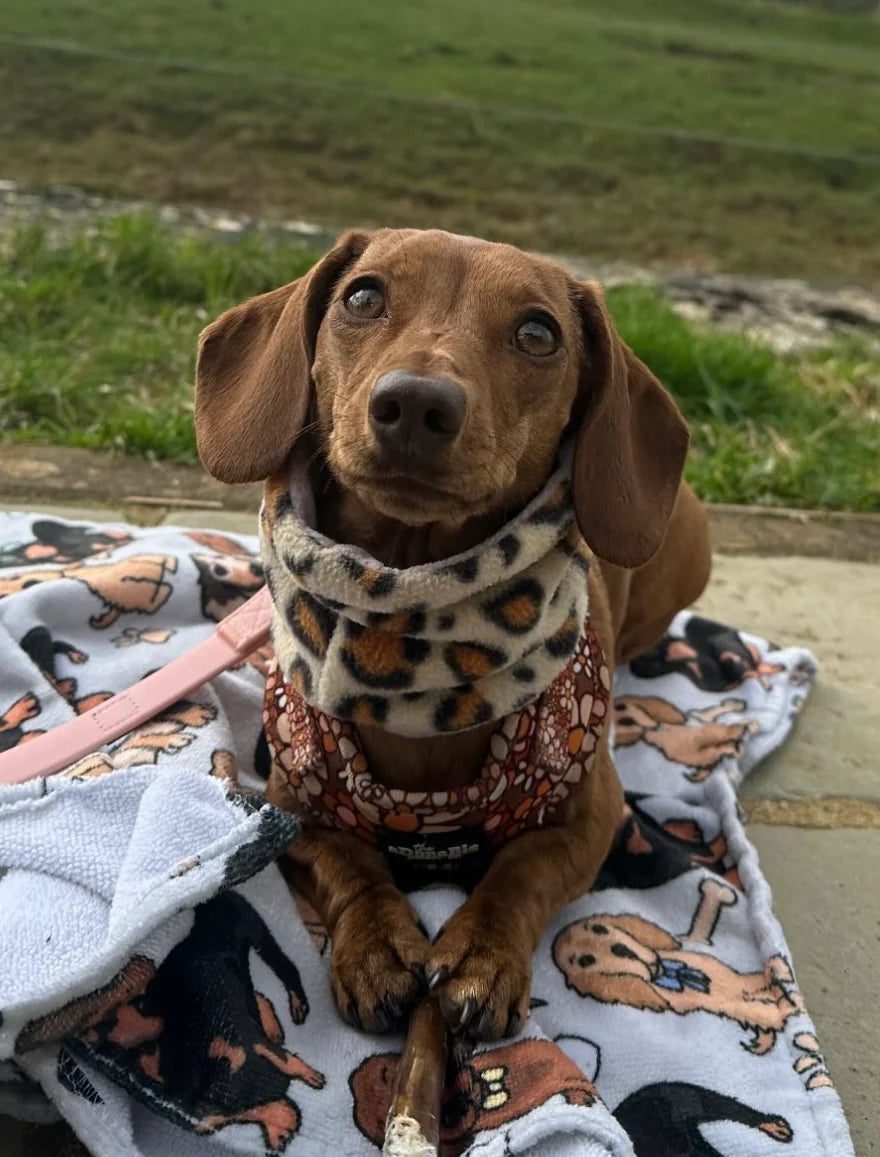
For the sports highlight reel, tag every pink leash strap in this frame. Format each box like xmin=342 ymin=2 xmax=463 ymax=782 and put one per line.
xmin=0 ymin=585 xmax=273 ymax=787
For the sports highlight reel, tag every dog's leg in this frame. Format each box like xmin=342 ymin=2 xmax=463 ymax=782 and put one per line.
xmin=280 ymin=827 xmax=430 ymax=1032
xmin=425 ymin=751 xmax=623 ymax=1039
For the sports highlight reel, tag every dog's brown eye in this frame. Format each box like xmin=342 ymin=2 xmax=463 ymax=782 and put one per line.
xmin=343 ymin=280 xmax=386 ymax=319
xmin=514 ymin=315 xmax=559 ymax=357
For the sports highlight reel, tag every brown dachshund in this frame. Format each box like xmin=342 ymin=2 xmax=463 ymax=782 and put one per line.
xmin=194 ymin=228 xmax=711 ymax=1040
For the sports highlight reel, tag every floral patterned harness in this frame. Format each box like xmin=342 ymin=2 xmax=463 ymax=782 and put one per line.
xmin=263 ymin=622 xmax=610 ymax=889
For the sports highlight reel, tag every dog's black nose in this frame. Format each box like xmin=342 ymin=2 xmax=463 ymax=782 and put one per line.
xmin=369 ymin=371 xmax=466 ymax=459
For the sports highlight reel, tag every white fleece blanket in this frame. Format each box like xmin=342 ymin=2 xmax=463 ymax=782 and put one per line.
xmin=0 ymin=513 xmax=855 ymax=1157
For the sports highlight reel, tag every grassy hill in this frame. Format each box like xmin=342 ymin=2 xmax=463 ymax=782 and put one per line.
xmin=0 ymin=0 xmax=878 ymax=280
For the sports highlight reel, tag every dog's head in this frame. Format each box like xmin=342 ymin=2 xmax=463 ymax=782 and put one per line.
xmin=553 ymin=914 xmax=680 ymax=996
xmin=195 ymin=229 xmax=688 ymax=568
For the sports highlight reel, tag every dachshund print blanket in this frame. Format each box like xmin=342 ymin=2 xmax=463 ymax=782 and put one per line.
xmin=0 ymin=513 xmax=855 ymax=1157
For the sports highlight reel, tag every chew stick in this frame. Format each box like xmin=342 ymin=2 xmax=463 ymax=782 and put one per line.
xmin=383 ymin=997 xmax=448 ymax=1157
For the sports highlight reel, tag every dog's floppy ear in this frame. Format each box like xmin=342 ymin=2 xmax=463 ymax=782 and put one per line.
xmin=195 ymin=230 xmax=370 ymax=483
xmin=571 ymin=282 xmax=689 ymax=569
xmin=605 ymin=914 xmax=681 ymax=951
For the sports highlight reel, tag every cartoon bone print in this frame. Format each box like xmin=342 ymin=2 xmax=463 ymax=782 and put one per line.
xmin=613 ymin=695 xmax=760 ymax=781
xmin=552 ymin=876 xmax=805 ymax=1055
xmin=686 ymin=876 xmax=738 ymax=945
xmin=683 ymin=878 xmax=804 ymax=1034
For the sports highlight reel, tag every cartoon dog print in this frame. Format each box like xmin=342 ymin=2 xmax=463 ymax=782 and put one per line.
xmin=613 ymin=1081 xmax=793 ymax=1155
xmin=186 ymin=530 xmax=256 ymax=558
xmin=614 ymin=695 xmax=759 ymax=781
xmin=73 ymin=891 xmax=324 ymax=1153
xmin=17 ymin=957 xmax=157 ymax=1052
xmin=351 ymin=1036 xmax=599 ymax=1153
xmin=192 ymin=552 xmax=263 ymax=622
xmin=0 ymin=692 xmax=44 ymax=752
xmin=0 ymin=568 xmax=57 ymax=597
xmin=18 ymin=626 xmax=111 ymax=714
xmin=595 ymin=793 xmax=741 ymax=891
xmin=63 ymin=555 xmax=179 ymax=628
xmin=192 ymin=550 xmax=271 ymax=674
xmin=0 ymin=519 xmax=132 ymax=568
xmin=112 ymin=626 xmax=176 ymax=648
xmin=208 ymin=747 xmax=239 ymax=783
xmin=0 ymin=555 xmax=178 ymax=628
xmin=61 ymin=700 xmax=215 ymax=779
xmin=792 ymin=1031 xmax=834 ymax=1092
xmin=630 ymin=616 xmax=785 ymax=693
xmin=553 ymin=879 xmax=804 ymax=1055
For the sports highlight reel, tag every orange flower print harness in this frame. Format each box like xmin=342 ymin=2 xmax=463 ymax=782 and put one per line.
xmin=263 ymin=622 xmax=610 ymax=890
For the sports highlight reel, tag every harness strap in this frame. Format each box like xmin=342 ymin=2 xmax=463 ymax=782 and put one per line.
xmin=0 ymin=586 xmax=272 ymax=786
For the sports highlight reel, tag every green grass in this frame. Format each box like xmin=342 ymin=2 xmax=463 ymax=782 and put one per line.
xmin=0 ymin=0 xmax=879 ymax=280
xmin=1 ymin=216 xmax=877 ymax=510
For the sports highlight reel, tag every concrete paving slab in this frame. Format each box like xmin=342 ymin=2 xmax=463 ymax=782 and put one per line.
xmin=0 ymin=445 xmax=263 ymax=512
xmin=695 ymin=555 xmax=880 ymax=804
xmin=158 ymin=509 xmax=259 ymax=534
xmin=749 ymin=825 xmax=880 ymax=1156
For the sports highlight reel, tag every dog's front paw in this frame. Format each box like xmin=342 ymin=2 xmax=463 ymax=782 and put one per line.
xmin=331 ymin=888 xmax=429 ymax=1034
xmin=426 ymin=909 xmax=531 ymax=1041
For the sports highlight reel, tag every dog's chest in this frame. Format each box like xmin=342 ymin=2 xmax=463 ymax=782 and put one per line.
xmin=262 ymin=625 xmax=609 ymax=890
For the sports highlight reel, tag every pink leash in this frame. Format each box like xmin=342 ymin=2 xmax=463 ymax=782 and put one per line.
xmin=0 ymin=585 xmax=273 ymax=786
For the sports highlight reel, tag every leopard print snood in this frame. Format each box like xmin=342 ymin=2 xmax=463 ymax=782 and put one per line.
xmin=260 ymin=446 xmax=590 ymax=738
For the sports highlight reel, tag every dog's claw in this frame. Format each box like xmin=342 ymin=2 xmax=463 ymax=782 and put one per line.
xmin=383 ymin=994 xmax=405 ymax=1022
xmin=346 ymin=1000 xmax=363 ymax=1031
xmin=372 ymin=1008 xmax=390 ymax=1033
xmin=475 ymin=1006 xmax=496 ymax=1039
xmin=427 ymin=966 xmax=449 ymax=992
xmin=505 ymin=1009 xmax=521 ymax=1038
xmin=455 ymin=998 xmax=476 ymax=1031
